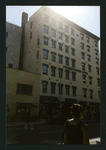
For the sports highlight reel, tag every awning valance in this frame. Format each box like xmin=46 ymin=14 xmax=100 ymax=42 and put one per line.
xmin=40 ymin=96 xmax=59 ymax=104
xmin=16 ymin=102 xmax=37 ymax=108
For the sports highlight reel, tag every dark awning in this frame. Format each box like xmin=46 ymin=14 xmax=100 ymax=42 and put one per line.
xmin=16 ymin=102 xmax=37 ymax=108
xmin=65 ymin=98 xmax=78 ymax=104
xmin=40 ymin=96 xmax=60 ymax=104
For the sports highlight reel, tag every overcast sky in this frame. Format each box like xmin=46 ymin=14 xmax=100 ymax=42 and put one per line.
xmin=6 ymin=6 xmax=100 ymax=49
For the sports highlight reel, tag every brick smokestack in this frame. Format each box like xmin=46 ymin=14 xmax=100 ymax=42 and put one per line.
xmin=19 ymin=12 xmax=28 ymax=70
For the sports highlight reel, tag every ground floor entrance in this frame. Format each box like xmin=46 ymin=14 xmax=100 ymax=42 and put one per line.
xmin=40 ymin=96 xmax=60 ymax=120
xmin=15 ymin=102 xmax=37 ymax=121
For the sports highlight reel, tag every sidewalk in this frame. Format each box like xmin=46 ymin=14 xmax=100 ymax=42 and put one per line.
xmin=6 ymin=119 xmax=48 ymax=127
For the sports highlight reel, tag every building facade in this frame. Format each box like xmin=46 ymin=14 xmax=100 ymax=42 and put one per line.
xmin=6 ymin=68 xmax=40 ymax=121
xmin=7 ymin=6 xmax=100 ymax=120
xmin=6 ymin=22 xmax=21 ymax=69
xmin=21 ymin=7 xmax=100 ymax=119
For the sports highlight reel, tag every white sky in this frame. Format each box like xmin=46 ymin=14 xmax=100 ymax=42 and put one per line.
xmin=6 ymin=6 xmax=100 ymax=49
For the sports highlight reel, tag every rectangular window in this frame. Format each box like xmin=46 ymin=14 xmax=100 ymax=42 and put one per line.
xmin=58 ymin=84 xmax=63 ymax=94
xmin=87 ymin=45 xmax=90 ymax=52
xmin=86 ymin=37 xmax=90 ymax=43
xmin=52 ymin=18 xmax=56 ymax=26
xmin=96 ymin=67 xmax=99 ymax=75
xmin=37 ymin=51 xmax=39 ymax=59
xmin=51 ymin=52 xmax=56 ymax=61
xmin=82 ymin=75 xmax=86 ymax=83
xmin=52 ymin=40 xmax=56 ymax=48
xmin=43 ymin=49 xmax=48 ymax=59
xmin=51 ymin=82 xmax=56 ymax=94
xmin=71 ymin=38 xmax=75 ymax=45
xmin=72 ymin=86 xmax=76 ymax=96
xmin=65 ymin=45 xmax=69 ymax=53
xmin=88 ymin=65 xmax=91 ymax=73
xmin=51 ymin=66 xmax=56 ymax=76
xmin=81 ymin=43 xmax=84 ymax=49
xmin=81 ymin=33 xmax=84 ymax=40
xmin=65 ymin=57 xmax=69 ymax=66
xmin=95 ymin=41 xmax=97 ymax=47
xmin=30 ymin=32 xmax=32 ymax=39
xmin=65 ymin=25 xmax=68 ymax=32
xmin=72 ymin=72 xmax=76 ymax=81
xmin=87 ymin=54 xmax=91 ymax=61
xmin=58 ymin=68 xmax=63 ymax=78
xmin=59 ymin=32 xmax=62 ymax=39
xmin=81 ymin=52 xmax=85 ymax=59
xmin=59 ymin=22 xmax=62 ymax=29
xmin=8 ymin=63 xmax=13 ymax=68
xmin=66 ymin=85 xmax=70 ymax=95
xmin=44 ymin=14 xmax=49 ymax=22
xmin=59 ymin=43 xmax=62 ymax=51
xmin=89 ymin=76 xmax=92 ymax=85
xmin=58 ymin=55 xmax=63 ymax=64
xmin=43 ymin=65 xmax=48 ymax=74
xmin=98 ymin=91 xmax=100 ymax=99
xmin=82 ymin=63 xmax=85 ymax=71
xmin=89 ymin=89 xmax=93 ymax=99
xmin=44 ymin=26 xmax=48 ymax=33
xmin=37 ymin=38 xmax=40 ymax=47
xmin=6 ymin=32 xmax=8 ymax=37
xmin=65 ymin=35 xmax=69 ymax=43
xmin=66 ymin=70 xmax=70 ymax=80
xmin=97 ymin=78 xmax=100 ymax=86
xmin=30 ymin=22 xmax=33 ymax=29
xmin=72 ymin=59 xmax=76 ymax=68
xmin=71 ymin=28 xmax=74 ymax=35
xmin=83 ymin=88 xmax=87 ymax=98
xmin=95 ymin=49 xmax=98 ymax=55
xmin=42 ymin=81 xmax=48 ymax=93
xmin=52 ymin=29 xmax=56 ymax=37
xmin=44 ymin=37 xmax=48 ymax=45
xmin=96 ymin=58 xmax=99 ymax=64
xmin=17 ymin=83 xmax=33 ymax=95
xmin=71 ymin=48 xmax=75 ymax=56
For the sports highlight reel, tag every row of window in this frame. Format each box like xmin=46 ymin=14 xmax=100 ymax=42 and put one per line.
xmin=42 ymin=81 xmax=100 ymax=99
xmin=43 ymin=15 xmax=98 ymax=46
xmin=42 ymin=49 xmax=99 ymax=64
xmin=43 ymin=36 xmax=99 ymax=55
xmin=16 ymin=83 xmax=100 ymax=100
xmin=42 ymin=58 xmax=99 ymax=75
xmin=42 ymin=66 xmax=100 ymax=86
xmin=43 ymin=25 xmax=98 ymax=47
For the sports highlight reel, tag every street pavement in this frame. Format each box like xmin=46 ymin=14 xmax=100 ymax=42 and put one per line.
xmin=6 ymin=119 xmax=100 ymax=145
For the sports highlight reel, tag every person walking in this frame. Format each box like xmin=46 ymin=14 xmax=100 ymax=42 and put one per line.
xmin=63 ymin=103 xmax=89 ymax=144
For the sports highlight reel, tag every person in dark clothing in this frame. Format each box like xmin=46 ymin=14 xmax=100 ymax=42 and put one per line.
xmin=63 ymin=104 xmax=89 ymax=144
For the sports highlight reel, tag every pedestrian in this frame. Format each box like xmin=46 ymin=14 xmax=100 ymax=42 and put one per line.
xmin=62 ymin=103 xmax=89 ymax=144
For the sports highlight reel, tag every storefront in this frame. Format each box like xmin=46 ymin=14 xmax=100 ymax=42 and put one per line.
xmin=79 ymin=101 xmax=100 ymax=121
xmin=40 ymin=96 xmax=60 ymax=119
xmin=16 ymin=102 xmax=37 ymax=121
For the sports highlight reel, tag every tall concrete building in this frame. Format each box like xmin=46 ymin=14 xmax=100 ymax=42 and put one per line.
xmin=6 ymin=22 xmax=22 ymax=69
xmin=20 ymin=6 xmax=100 ymax=119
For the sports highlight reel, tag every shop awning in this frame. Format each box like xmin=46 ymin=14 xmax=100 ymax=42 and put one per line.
xmin=40 ymin=96 xmax=60 ymax=104
xmin=65 ymin=98 xmax=78 ymax=104
xmin=16 ymin=102 xmax=37 ymax=108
